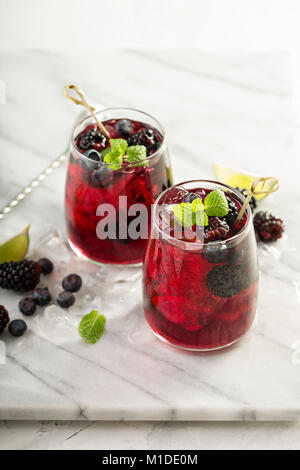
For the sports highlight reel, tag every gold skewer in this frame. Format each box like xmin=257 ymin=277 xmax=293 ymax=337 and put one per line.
xmin=235 ymin=176 xmax=279 ymax=223
xmin=63 ymin=84 xmax=110 ymax=138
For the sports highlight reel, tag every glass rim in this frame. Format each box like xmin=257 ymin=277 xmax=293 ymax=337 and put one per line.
xmin=152 ymin=179 xmax=252 ymax=248
xmin=70 ymin=107 xmax=167 ymax=168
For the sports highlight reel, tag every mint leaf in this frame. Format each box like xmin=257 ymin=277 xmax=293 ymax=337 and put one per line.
xmin=109 ymin=138 xmax=128 ymax=156
xmin=191 ymin=198 xmax=208 ymax=226
xmin=78 ymin=310 xmax=106 ymax=344
xmin=104 ymin=151 xmax=123 ymax=170
xmin=126 ymin=145 xmax=148 ymax=166
xmin=171 ymin=203 xmax=195 ymax=227
xmin=204 ymin=189 xmax=229 ymax=217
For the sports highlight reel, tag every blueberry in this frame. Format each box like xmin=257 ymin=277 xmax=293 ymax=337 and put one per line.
xmin=183 ymin=192 xmax=201 ymax=203
xmin=115 ymin=119 xmax=134 ymax=138
xmin=33 ymin=287 xmax=52 ymax=306
xmin=57 ymin=291 xmax=75 ymax=309
xmin=80 ymin=149 xmax=102 ymax=172
xmin=9 ymin=319 xmax=27 ymax=337
xmin=90 ymin=164 xmax=113 ymax=188
xmin=38 ymin=258 xmax=53 ymax=275
xmin=19 ymin=297 xmax=37 ymax=316
xmin=62 ymin=273 xmax=82 ymax=293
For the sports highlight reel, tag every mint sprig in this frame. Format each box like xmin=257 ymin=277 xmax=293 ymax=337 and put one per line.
xmin=171 ymin=190 xmax=228 ymax=228
xmin=204 ymin=189 xmax=229 ymax=217
xmin=103 ymin=138 xmax=148 ymax=170
xmin=78 ymin=310 xmax=106 ymax=344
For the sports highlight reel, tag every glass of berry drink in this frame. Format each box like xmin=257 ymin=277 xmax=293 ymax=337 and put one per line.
xmin=65 ymin=108 xmax=172 ymax=265
xmin=143 ymin=180 xmax=259 ymax=351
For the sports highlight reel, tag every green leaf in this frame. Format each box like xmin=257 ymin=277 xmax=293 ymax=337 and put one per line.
xmin=204 ymin=189 xmax=229 ymax=217
xmin=126 ymin=145 xmax=147 ymax=162
xmin=171 ymin=203 xmax=195 ymax=228
xmin=78 ymin=310 xmax=106 ymax=344
xmin=195 ymin=210 xmax=208 ymax=227
xmin=109 ymin=138 xmax=128 ymax=156
xmin=104 ymin=151 xmax=123 ymax=170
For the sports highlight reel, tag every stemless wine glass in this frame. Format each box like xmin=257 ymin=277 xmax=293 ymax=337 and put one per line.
xmin=143 ymin=180 xmax=259 ymax=351
xmin=65 ymin=108 xmax=172 ymax=265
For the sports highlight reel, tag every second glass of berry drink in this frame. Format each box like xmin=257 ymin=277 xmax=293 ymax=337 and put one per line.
xmin=143 ymin=180 xmax=259 ymax=351
xmin=65 ymin=108 xmax=172 ymax=265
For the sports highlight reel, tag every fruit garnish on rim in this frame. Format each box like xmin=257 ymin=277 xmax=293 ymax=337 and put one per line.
xmin=213 ymin=163 xmax=278 ymax=201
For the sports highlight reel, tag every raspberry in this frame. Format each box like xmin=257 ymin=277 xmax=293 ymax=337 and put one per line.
xmin=0 ymin=306 xmax=9 ymax=334
xmin=204 ymin=217 xmax=229 ymax=242
xmin=253 ymin=211 xmax=284 ymax=242
xmin=0 ymin=260 xmax=41 ymax=292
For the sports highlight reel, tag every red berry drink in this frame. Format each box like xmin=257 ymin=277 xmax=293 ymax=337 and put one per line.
xmin=143 ymin=180 xmax=259 ymax=351
xmin=65 ymin=108 xmax=172 ymax=264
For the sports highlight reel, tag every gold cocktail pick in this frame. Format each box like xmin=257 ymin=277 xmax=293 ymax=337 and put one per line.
xmin=63 ymin=84 xmax=110 ymax=138
xmin=235 ymin=176 xmax=280 ymax=224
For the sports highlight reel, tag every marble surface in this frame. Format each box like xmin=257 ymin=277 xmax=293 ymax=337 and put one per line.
xmin=0 ymin=50 xmax=300 ymax=426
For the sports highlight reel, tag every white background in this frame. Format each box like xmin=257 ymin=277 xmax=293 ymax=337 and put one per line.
xmin=1 ymin=0 xmax=300 ymax=451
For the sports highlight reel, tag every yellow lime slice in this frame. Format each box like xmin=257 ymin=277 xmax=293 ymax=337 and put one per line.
xmin=213 ymin=164 xmax=276 ymax=201
xmin=0 ymin=225 xmax=30 ymax=263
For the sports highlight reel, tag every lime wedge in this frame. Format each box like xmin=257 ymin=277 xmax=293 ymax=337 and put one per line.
xmin=213 ymin=164 xmax=276 ymax=201
xmin=0 ymin=225 xmax=30 ymax=263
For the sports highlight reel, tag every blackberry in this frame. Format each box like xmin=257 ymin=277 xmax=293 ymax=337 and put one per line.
xmin=0 ymin=306 xmax=10 ymax=334
xmin=206 ymin=264 xmax=252 ymax=298
xmin=225 ymin=200 xmax=239 ymax=226
xmin=57 ymin=291 xmax=75 ymax=309
xmin=116 ymin=119 xmax=134 ymax=138
xmin=19 ymin=297 xmax=36 ymax=316
xmin=78 ymin=128 xmax=106 ymax=151
xmin=62 ymin=274 xmax=82 ymax=293
xmin=128 ymin=128 xmax=159 ymax=152
xmin=202 ymin=244 xmax=228 ymax=264
xmin=34 ymin=287 xmax=52 ymax=306
xmin=253 ymin=211 xmax=284 ymax=242
xmin=38 ymin=258 xmax=53 ymax=275
xmin=0 ymin=260 xmax=41 ymax=292
xmin=204 ymin=217 xmax=229 ymax=242
xmin=235 ymin=187 xmax=257 ymax=212
xmin=9 ymin=319 xmax=27 ymax=337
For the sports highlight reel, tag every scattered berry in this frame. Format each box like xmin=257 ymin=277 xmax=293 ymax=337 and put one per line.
xmin=204 ymin=217 xmax=229 ymax=242
xmin=90 ymin=164 xmax=113 ymax=188
xmin=19 ymin=297 xmax=36 ymax=316
xmin=0 ymin=260 xmax=41 ymax=292
xmin=116 ymin=119 xmax=134 ymax=138
xmin=78 ymin=127 xmax=106 ymax=151
xmin=253 ymin=211 xmax=284 ymax=242
xmin=0 ymin=306 xmax=10 ymax=334
xmin=57 ymin=291 xmax=75 ymax=309
xmin=62 ymin=273 xmax=82 ymax=293
xmin=235 ymin=187 xmax=257 ymax=212
xmin=33 ymin=287 xmax=52 ymax=306
xmin=8 ymin=319 xmax=27 ymax=337
xmin=38 ymin=258 xmax=53 ymax=275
